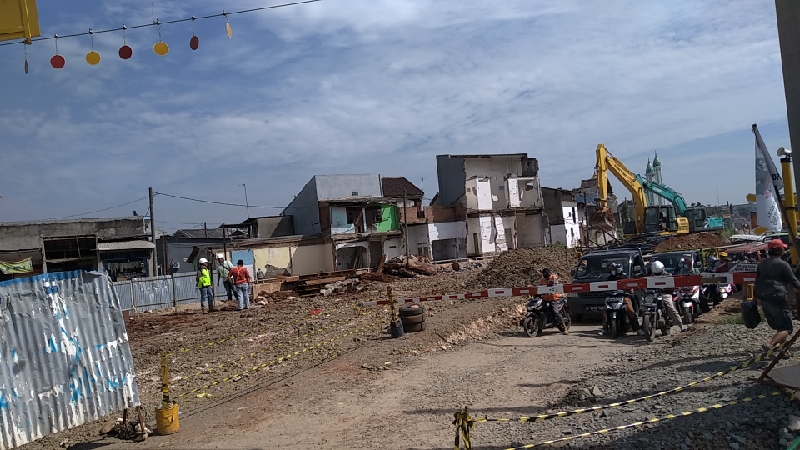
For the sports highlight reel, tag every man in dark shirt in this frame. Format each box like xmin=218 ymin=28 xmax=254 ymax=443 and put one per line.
xmin=755 ymin=239 xmax=800 ymax=354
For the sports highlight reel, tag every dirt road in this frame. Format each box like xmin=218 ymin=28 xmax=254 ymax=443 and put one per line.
xmin=73 ymin=296 xmax=799 ymax=449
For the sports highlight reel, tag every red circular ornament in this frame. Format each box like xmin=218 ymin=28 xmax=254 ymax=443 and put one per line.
xmin=50 ymin=54 xmax=65 ymax=69
xmin=118 ymin=45 xmax=133 ymax=59
xmin=189 ymin=35 xmax=199 ymax=51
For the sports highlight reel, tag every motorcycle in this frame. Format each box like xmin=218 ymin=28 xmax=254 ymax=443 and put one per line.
xmin=522 ymin=296 xmax=571 ymax=337
xmin=701 ymin=283 xmax=732 ymax=310
xmin=641 ymin=290 xmax=673 ymax=342
xmin=604 ymin=290 xmax=638 ymax=339
xmin=674 ymin=286 xmax=700 ymax=324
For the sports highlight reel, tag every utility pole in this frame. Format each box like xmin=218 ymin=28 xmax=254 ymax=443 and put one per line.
xmin=222 ymin=227 xmax=228 ymax=260
xmin=204 ymin=222 xmax=208 ymax=239
xmin=403 ymin=189 xmax=410 ymax=258
xmin=148 ymin=187 xmax=157 ymax=277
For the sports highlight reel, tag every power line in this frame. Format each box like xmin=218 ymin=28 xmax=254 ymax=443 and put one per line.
xmin=0 ymin=0 xmax=322 ymax=48
xmin=58 ymin=195 xmax=149 ymax=219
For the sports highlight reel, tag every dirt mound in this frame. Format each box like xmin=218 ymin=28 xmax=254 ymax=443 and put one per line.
xmin=653 ymin=232 xmax=729 ymax=252
xmin=465 ymin=247 xmax=581 ymax=290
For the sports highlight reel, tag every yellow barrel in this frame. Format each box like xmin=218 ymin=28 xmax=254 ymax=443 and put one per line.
xmin=155 ymin=402 xmax=179 ymax=435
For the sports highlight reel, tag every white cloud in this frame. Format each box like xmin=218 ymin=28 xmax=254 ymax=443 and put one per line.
xmin=0 ymin=0 xmax=791 ymax=228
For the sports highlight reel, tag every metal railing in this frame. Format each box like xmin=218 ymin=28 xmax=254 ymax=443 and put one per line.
xmin=112 ymin=273 xmax=229 ymax=312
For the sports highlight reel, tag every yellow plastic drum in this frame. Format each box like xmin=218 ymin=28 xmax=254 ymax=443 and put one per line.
xmin=155 ymin=402 xmax=179 ymax=435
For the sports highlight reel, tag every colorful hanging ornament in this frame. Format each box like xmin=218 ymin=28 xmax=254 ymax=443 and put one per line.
xmin=153 ymin=20 xmax=169 ymax=56
xmin=119 ymin=25 xmax=133 ymax=59
xmin=50 ymin=34 xmax=65 ymax=69
xmin=224 ymin=11 xmax=232 ymax=38
xmin=86 ymin=29 xmax=101 ymax=65
xmin=23 ymin=41 xmax=29 ymax=74
xmin=189 ymin=15 xmax=199 ymax=50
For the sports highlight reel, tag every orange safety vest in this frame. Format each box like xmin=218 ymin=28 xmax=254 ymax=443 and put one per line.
xmin=539 ymin=275 xmax=561 ymax=301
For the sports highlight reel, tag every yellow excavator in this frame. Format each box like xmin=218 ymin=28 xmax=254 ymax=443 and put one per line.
xmin=590 ymin=144 xmax=690 ymax=236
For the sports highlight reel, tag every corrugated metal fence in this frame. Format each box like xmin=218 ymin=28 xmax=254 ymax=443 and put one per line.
xmin=112 ymin=273 xmax=227 ymax=311
xmin=0 ymin=271 xmax=140 ymax=449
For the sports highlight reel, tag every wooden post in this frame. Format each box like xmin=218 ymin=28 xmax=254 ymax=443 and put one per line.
xmin=403 ymin=189 xmax=410 ymax=258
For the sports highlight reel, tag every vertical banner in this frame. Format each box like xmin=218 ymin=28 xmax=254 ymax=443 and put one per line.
xmin=754 ymin=126 xmax=783 ymax=232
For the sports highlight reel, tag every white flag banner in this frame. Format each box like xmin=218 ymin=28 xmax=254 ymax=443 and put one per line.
xmin=755 ymin=139 xmax=783 ymax=232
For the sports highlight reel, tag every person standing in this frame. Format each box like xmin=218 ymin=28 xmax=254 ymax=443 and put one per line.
xmin=754 ymin=239 xmax=799 ymax=356
xmin=228 ymin=259 xmax=252 ymax=311
xmin=196 ymin=258 xmax=215 ymax=313
xmin=216 ymin=253 xmax=234 ymax=302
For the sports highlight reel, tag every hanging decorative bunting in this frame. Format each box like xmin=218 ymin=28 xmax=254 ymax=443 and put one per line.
xmin=224 ymin=11 xmax=232 ymax=38
xmin=189 ymin=15 xmax=199 ymax=50
xmin=85 ymin=28 xmax=100 ymax=65
xmin=50 ymin=34 xmax=65 ymax=69
xmin=153 ymin=20 xmax=168 ymax=56
xmin=23 ymin=42 xmax=28 ymax=74
xmin=118 ymin=24 xmax=132 ymax=59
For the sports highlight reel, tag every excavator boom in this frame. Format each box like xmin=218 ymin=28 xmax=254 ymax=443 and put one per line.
xmin=590 ymin=144 xmax=648 ymax=234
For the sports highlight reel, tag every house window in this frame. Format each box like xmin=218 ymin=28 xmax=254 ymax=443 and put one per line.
xmin=374 ymin=209 xmax=383 ymax=222
xmin=351 ymin=191 xmax=358 ymax=196
xmin=346 ymin=209 xmax=356 ymax=224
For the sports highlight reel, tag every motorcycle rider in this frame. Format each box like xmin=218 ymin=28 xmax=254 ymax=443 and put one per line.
xmin=651 ymin=260 xmax=686 ymax=332
xmin=713 ymin=253 xmax=730 ymax=273
xmin=677 ymin=257 xmax=693 ymax=275
xmin=539 ymin=268 xmax=568 ymax=335
xmin=599 ymin=263 xmax=642 ymax=336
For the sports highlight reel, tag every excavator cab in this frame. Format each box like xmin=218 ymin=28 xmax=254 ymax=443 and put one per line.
xmin=643 ymin=206 xmax=688 ymax=234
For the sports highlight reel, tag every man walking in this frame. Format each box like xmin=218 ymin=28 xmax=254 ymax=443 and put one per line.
xmin=755 ymin=239 xmax=799 ymax=356
xmin=228 ymin=259 xmax=252 ymax=311
xmin=216 ymin=253 xmax=234 ymax=302
xmin=196 ymin=257 xmax=215 ymax=313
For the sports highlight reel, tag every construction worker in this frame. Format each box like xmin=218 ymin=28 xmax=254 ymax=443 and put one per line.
xmin=216 ymin=253 xmax=234 ymax=302
xmin=539 ymin=268 xmax=568 ymax=335
xmin=197 ymin=258 xmax=215 ymax=313
xmin=228 ymin=259 xmax=252 ymax=311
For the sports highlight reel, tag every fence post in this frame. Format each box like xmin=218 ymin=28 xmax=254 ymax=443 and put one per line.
xmin=130 ymin=280 xmax=138 ymax=315
xmin=171 ymin=274 xmax=178 ymax=313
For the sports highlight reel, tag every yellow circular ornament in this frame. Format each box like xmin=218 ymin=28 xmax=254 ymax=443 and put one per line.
xmin=153 ymin=41 xmax=169 ymax=56
xmin=85 ymin=51 xmax=101 ymax=65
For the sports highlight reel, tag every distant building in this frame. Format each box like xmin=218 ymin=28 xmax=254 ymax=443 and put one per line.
xmin=645 ymin=153 xmax=665 ymax=206
xmin=542 ymin=187 xmax=581 ymax=248
xmin=0 ymin=217 xmax=153 ymax=281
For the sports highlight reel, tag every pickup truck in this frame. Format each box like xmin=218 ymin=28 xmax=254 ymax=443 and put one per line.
xmin=567 ymin=248 xmax=647 ymax=322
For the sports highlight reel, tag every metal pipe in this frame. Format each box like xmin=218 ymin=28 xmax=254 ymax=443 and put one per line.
xmin=782 ymin=155 xmax=799 ymax=265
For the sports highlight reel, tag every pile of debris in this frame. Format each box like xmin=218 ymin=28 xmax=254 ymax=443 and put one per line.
xmin=653 ymin=231 xmax=729 ymax=252
xmin=465 ymin=247 xmax=581 ymax=290
xmin=359 ymin=254 xmax=438 ymax=279
xmin=320 ymin=278 xmax=363 ymax=296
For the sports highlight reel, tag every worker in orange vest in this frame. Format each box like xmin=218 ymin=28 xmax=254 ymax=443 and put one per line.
xmin=539 ymin=268 xmax=568 ymax=335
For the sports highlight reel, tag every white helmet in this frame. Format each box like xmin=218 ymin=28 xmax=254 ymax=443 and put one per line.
xmin=216 ymin=253 xmax=224 ymax=260
xmin=198 ymin=257 xmax=209 ymax=264
xmin=651 ymin=260 xmax=665 ymax=275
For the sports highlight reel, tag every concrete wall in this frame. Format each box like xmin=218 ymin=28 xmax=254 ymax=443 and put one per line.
xmin=253 ymin=246 xmax=292 ymax=270
xmin=466 ymin=215 xmax=496 ymax=256
xmin=436 ymin=155 xmax=467 ymax=206
xmin=254 ymin=216 xmax=294 ymax=238
xmin=429 ymin=221 xmax=467 ymax=261
xmin=330 ymin=207 xmax=355 ymax=234
xmin=0 ymin=218 xmax=147 ymax=251
xmin=517 ymin=213 xmax=545 ymax=248
xmin=383 ymin=238 xmax=404 ymax=260
xmin=465 ymin=178 xmax=493 ymax=211
xmin=315 ymin=174 xmax=382 ymax=200
xmin=291 ymin=243 xmax=334 ymax=275
xmin=463 ymin=158 xmax=522 ymax=211
xmin=501 ymin=215 xmax=517 ymax=249
xmin=283 ymin=178 xmax=321 ymax=235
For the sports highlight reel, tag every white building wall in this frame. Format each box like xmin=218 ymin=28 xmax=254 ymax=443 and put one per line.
xmin=465 ymin=178 xmax=493 ymax=211
xmin=517 ymin=213 xmax=545 ymax=248
xmin=383 ymin=238 xmax=404 ymax=260
xmin=463 ymin=159 xmax=524 ymax=210
xmin=501 ymin=215 xmax=517 ymax=249
xmin=466 ymin=216 xmax=496 ymax=255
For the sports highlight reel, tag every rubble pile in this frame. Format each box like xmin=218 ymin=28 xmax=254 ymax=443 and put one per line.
xmin=653 ymin=231 xmax=729 ymax=252
xmin=376 ymin=255 xmax=439 ymax=278
xmin=465 ymin=247 xmax=581 ymax=290
xmin=320 ymin=278 xmax=363 ymax=296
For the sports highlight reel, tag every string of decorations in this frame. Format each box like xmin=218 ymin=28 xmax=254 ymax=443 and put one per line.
xmin=6 ymin=0 xmax=321 ymax=72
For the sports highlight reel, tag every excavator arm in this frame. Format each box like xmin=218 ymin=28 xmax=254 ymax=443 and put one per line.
xmin=591 ymin=144 xmax=648 ymax=234
xmin=637 ymin=176 xmax=688 ymax=216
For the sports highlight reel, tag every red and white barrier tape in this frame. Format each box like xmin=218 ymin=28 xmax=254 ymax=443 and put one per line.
xmin=357 ymin=272 xmax=756 ymax=307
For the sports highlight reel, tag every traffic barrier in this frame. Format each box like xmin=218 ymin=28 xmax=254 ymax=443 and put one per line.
xmin=176 ymin=320 xmax=383 ymax=398
xmin=495 ymin=392 xmax=782 ymax=450
xmin=468 ymin=344 xmax=788 ymax=425
xmin=171 ymin=311 xmax=378 ymax=386
xmin=165 ymin=300 xmax=375 ymax=356
xmin=357 ymin=272 xmax=756 ymax=307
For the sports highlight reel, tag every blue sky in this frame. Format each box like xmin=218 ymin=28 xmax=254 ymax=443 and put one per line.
xmin=0 ymin=0 xmax=792 ymax=232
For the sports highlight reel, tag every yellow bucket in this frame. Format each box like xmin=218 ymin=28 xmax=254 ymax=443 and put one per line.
xmin=155 ymin=402 xmax=179 ymax=435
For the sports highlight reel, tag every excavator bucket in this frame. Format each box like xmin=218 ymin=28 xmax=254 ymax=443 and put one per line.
xmin=590 ymin=207 xmax=616 ymax=232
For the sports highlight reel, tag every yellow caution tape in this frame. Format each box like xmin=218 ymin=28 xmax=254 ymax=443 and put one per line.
xmin=500 ymin=391 xmax=782 ymax=450
xmin=171 ymin=313 xmax=375 ymax=386
xmin=472 ymin=344 xmax=787 ymax=425
xmin=165 ymin=302 xmax=377 ymax=356
xmin=177 ymin=319 xmax=383 ymax=398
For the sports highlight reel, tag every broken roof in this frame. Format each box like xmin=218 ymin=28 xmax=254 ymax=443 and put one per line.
xmin=381 ymin=177 xmax=424 ymax=198
xmin=174 ymin=228 xmax=227 ymax=239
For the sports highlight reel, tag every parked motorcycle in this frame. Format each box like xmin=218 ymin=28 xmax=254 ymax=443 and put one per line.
xmin=640 ymin=290 xmax=673 ymax=342
xmin=604 ymin=290 xmax=638 ymax=339
xmin=675 ymin=286 xmax=700 ymax=324
xmin=522 ymin=296 xmax=572 ymax=337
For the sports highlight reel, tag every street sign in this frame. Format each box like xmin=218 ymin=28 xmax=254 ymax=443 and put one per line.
xmin=731 ymin=263 xmax=758 ymax=273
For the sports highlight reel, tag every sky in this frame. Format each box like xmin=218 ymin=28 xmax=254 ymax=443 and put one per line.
xmin=0 ymin=0 xmax=793 ymax=233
